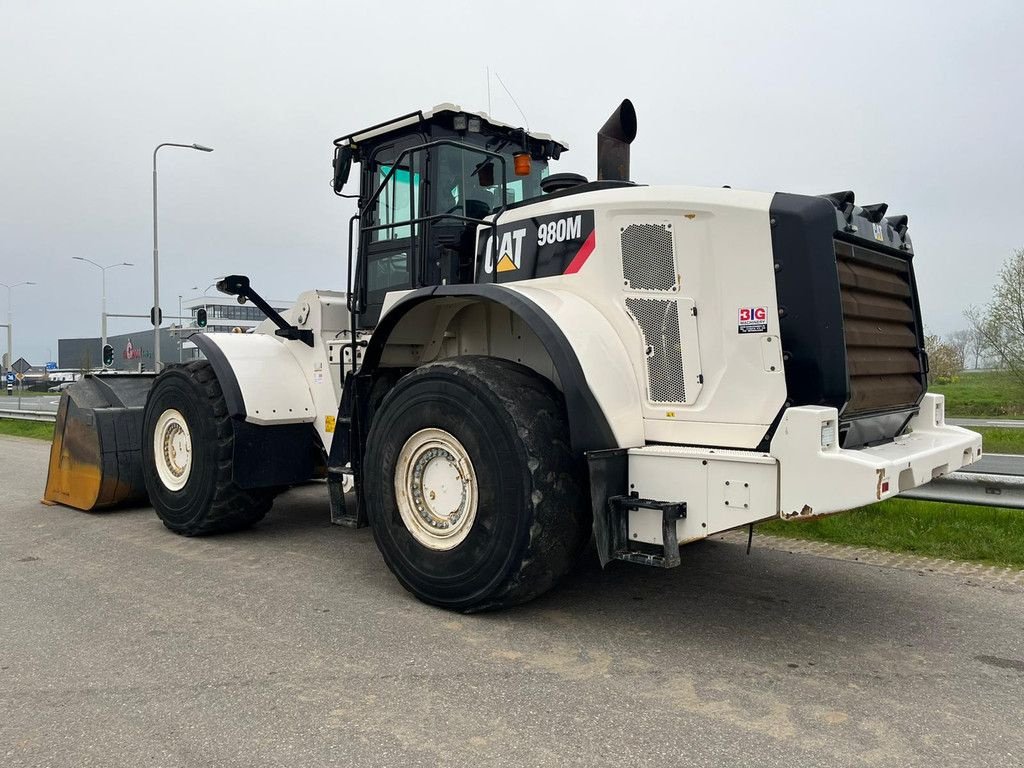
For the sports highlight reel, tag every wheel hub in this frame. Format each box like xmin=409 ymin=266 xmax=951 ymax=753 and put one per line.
xmin=154 ymin=408 xmax=193 ymax=492
xmin=395 ymin=429 xmax=478 ymax=550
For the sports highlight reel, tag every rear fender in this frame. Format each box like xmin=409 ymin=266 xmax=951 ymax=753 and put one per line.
xmin=361 ymin=284 xmax=644 ymax=454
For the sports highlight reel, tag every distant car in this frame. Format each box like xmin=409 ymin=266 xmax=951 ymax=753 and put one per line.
xmin=48 ymin=382 xmax=75 ymax=392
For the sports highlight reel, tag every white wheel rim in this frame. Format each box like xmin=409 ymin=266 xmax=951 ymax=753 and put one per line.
xmin=394 ymin=428 xmax=478 ymax=551
xmin=154 ymin=408 xmax=193 ymax=492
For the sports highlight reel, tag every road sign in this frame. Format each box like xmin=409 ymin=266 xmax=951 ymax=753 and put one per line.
xmin=46 ymin=361 xmax=57 ymax=370
xmin=15 ymin=373 xmax=25 ymax=382
xmin=11 ymin=357 xmax=31 ymax=374
xmin=4 ymin=372 xmax=14 ymax=384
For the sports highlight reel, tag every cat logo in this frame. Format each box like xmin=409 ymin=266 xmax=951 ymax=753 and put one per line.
xmin=496 ymin=252 xmax=518 ymax=273
xmin=484 ymin=227 xmax=527 ymax=274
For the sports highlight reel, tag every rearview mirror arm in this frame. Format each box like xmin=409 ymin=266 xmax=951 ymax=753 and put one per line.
xmin=216 ymin=275 xmax=315 ymax=347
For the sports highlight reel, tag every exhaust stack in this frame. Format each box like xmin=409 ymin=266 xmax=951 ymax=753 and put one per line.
xmin=597 ymin=99 xmax=637 ymax=181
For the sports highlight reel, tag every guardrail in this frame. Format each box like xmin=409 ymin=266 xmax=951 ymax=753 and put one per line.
xmin=901 ymin=472 xmax=1024 ymax=509
xmin=0 ymin=407 xmax=57 ymax=423
xmin=899 ymin=453 xmax=1024 ymax=509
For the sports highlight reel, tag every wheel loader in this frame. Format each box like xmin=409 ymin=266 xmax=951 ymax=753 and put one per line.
xmin=44 ymin=100 xmax=982 ymax=611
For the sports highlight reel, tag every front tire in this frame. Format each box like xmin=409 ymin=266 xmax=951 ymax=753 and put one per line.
xmin=142 ymin=361 xmax=275 ymax=536
xmin=364 ymin=356 xmax=589 ymax=612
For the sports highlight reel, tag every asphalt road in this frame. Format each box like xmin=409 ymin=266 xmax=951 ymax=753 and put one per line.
xmin=950 ymin=418 xmax=1024 ymax=429
xmin=2 ymin=436 xmax=1023 ymax=767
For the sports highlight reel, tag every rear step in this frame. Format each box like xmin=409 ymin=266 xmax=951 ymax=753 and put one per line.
xmin=607 ymin=495 xmax=687 ymax=568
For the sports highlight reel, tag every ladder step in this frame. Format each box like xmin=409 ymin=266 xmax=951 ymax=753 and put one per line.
xmin=327 ymin=467 xmax=365 ymax=528
xmin=607 ymin=495 xmax=686 ymax=568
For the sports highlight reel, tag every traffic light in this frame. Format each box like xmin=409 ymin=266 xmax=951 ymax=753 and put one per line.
xmin=102 ymin=344 xmax=114 ymax=367
xmin=196 ymin=307 xmax=208 ymax=328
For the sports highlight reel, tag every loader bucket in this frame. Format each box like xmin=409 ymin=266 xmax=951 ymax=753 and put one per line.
xmin=42 ymin=374 xmax=157 ymax=511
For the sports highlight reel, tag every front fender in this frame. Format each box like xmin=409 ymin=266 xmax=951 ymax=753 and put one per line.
xmin=190 ymin=333 xmax=316 ymax=426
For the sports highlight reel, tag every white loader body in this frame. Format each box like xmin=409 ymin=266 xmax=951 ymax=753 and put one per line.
xmin=198 ymin=181 xmax=980 ymax=552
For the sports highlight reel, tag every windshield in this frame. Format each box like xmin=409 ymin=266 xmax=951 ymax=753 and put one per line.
xmin=436 ymin=146 xmax=548 ymax=218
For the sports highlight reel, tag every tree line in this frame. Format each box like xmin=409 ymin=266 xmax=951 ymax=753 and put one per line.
xmin=926 ymin=247 xmax=1024 ymax=382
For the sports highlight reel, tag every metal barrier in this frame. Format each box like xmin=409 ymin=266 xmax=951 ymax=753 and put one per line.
xmin=0 ymin=407 xmax=57 ymax=423
xmin=901 ymin=472 xmax=1024 ymax=509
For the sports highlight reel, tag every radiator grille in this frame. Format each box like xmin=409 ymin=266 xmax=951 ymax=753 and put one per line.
xmin=836 ymin=240 xmax=925 ymax=416
xmin=625 ymin=297 xmax=686 ymax=402
xmin=621 ymin=224 xmax=677 ymax=291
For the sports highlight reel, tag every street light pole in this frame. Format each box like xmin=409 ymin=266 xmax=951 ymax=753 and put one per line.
xmin=178 ymin=294 xmax=183 ymax=363
xmin=0 ymin=281 xmax=36 ymax=373
xmin=72 ymin=258 xmax=132 ymax=367
xmin=152 ymin=142 xmax=214 ymax=372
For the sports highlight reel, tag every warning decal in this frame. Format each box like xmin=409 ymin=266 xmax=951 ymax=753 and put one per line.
xmin=738 ymin=307 xmax=768 ymax=334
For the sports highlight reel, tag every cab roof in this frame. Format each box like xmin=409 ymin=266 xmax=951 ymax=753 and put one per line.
xmin=334 ymin=103 xmax=569 ymax=154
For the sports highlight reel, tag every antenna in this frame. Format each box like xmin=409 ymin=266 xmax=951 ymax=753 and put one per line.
xmin=494 ymin=71 xmax=528 ymax=131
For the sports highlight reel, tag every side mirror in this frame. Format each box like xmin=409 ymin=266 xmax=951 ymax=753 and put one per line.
xmin=333 ymin=146 xmax=353 ymax=194
xmin=217 ymin=274 xmax=250 ymax=297
xmin=477 ymin=161 xmax=495 ymax=188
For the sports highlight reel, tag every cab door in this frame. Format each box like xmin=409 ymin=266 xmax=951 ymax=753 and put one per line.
xmin=359 ymin=141 xmax=424 ymax=327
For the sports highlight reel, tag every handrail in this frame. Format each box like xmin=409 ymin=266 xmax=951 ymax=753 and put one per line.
xmin=346 ymin=138 xmax=512 ymax=377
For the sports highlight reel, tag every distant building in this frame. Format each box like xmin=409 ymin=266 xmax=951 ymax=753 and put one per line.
xmin=59 ymin=328 xmax=179 ymax=372
xmin=179 ymin=294 xmax=291 ymax=361
xmin=58 ymin=294 xmax=292 ymax=371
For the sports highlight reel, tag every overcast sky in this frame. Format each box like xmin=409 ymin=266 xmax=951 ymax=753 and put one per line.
xmin=1 ymin=0 xmax=1021 ymax=363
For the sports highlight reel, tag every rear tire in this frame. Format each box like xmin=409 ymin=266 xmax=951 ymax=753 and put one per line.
xmin=364 ymin=356 xmax=589 ymax=612
xmin=142 ymin=361 xmax=276 ymax=536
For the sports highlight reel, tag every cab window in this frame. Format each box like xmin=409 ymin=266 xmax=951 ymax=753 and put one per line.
xmin=372 ymin=164 xmax=421 ymax=241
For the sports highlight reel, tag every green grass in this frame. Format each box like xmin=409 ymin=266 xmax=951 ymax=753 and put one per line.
xmin=930 ymin=371 xmax=1024 ymax=418
xmin=0 ymin=418 xmax=55 ymax=440
xmin=970 ymin=426 xmax=1024 ymax=455
xmin=759 ymin=498 xmax=1024 ymax=569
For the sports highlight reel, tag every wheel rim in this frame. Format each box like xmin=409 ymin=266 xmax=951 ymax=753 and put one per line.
xmin=153 ymin=408 xmax=193 ymax=492
xmin=394 ymin=428 xmax=478 ymax=551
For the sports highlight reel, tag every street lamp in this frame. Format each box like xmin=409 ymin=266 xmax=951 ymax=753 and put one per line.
xmin=72 ymin=257 xmax=132 ymax=368
xmin=152 ymin=142 xmax=214 ymax=371
xmin=0 ymin=281 xmax=36 ymax=373
xmin=177 ymin=294 xmax=183 ymax=363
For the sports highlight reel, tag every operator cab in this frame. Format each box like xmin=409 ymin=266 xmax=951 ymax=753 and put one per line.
xmin=332 ymin=104 xmax=568 ymax=327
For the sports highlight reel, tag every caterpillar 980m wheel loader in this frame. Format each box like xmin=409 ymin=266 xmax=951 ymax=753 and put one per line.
xmin=44 ymin=100 xmax=982 ymax=611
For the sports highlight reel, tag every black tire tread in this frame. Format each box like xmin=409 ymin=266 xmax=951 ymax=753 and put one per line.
xmin=148 ymin=361 xmax=274 ymax=536
xmin=378 ymin=356 xmax=589 ymax=611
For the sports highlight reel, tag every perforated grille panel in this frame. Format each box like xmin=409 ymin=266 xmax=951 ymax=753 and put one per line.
xmin=625 ymin=297 xmax=686 ymax=403
xmin=621 ymin=224 xmax=677 ymax=291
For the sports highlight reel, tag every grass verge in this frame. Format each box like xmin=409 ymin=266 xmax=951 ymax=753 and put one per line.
xmin=0 ymin=418 xmax=55 ymax=440
xmin=971 ymin=426 xmax=1024 ymax=455
xmin=930 ymin=371 xmax=1024 ymax=418
xmin=759 ymin=498 xmax=1024 ymax=570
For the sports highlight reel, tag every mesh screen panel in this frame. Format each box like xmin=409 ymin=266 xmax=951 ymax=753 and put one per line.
xmin=625 ymin=297 xmax=686 ymax=403
xmin=621 ymin=224 xmax=677 ymax=291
